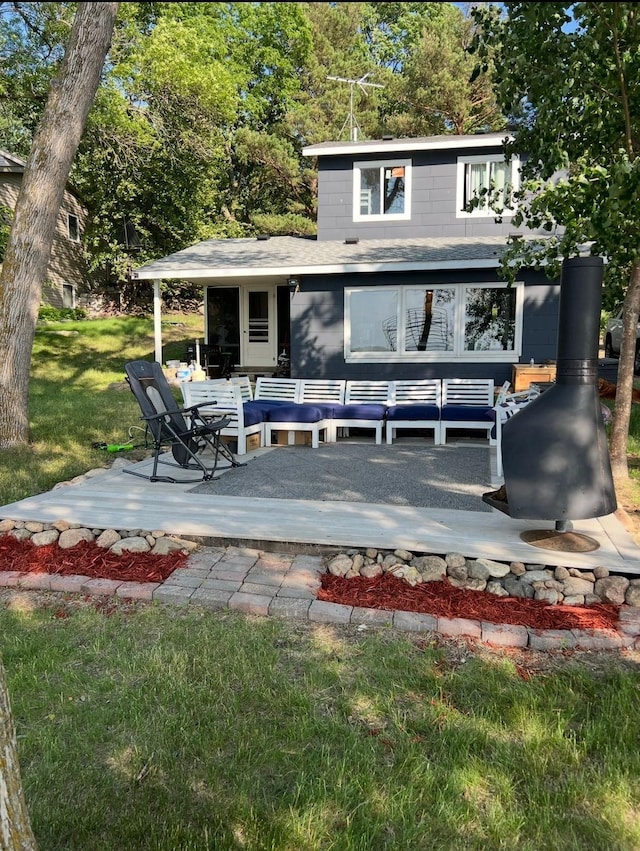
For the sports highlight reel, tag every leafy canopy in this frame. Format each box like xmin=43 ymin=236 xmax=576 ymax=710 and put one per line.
xmin=471 ymin=2 xmax=640 ymax=303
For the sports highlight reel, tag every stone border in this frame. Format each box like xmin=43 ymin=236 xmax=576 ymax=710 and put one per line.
xmin=0 ymin=519 xmax=199 ymax=556
xmin=1 ymin=542 xmax=638 ymax=653
xmin=325 ymin=546 xmax=640 ymax=608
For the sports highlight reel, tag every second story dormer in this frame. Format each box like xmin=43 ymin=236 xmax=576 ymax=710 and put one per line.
xmin=303 ymin=132 xmax=521 ymax=241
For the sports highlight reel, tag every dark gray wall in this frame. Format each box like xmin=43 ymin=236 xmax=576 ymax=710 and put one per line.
xmin=290 ymin=268 xmax=559 ymax=385
xmin=316 ymin=146 xmax=528 ymax=241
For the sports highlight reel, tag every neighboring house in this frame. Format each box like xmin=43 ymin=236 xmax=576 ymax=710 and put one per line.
xmin=131 ymin=132 xmax=562 ymax=384
xmin=0 ymin=150 xmax=89 ymax=308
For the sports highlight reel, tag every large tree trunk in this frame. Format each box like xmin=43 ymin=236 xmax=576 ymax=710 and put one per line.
xmin=609 ymin=262 xmax=640 ymax=479
xmin=0 ymin=2 xmax=119 ymax=448
xmin=0 ymin=658 xmax=36 ymax=850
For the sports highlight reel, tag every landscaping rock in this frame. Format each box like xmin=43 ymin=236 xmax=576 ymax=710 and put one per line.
xmin=152 ymin=536 xmax=188 ymax=556
xmin=561 ymin=576 xmax=595 ymax=597
xmin=58 ymin=528 xmax=94 ymax=548
xmin=95 ymin=529 xmax=121 ymax=549
xmin=328 ymin=555 xmax=352 ymax=577
xmin=594 ymin=575 xmax=629 ymax=605
xmin=625 ymin=581 xmax=640 ymax=608
xmin=30 ymin=530 xmax=60 ymax=547
xmin=110 ymin=536 xmax=150 ymax=555
xmin=474 ymin=558 xmax=511 ymax=579
xmin=360 ymin=562 xmax=383 ymax=579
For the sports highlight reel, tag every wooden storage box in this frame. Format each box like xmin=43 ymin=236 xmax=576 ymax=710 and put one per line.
xmin=512 ymin=364 xmax=556 ymax=392
xmin=221 ymin=433 xmax=261 ymax=453
xmin=273 ymin=430 xmax=312 ymax=446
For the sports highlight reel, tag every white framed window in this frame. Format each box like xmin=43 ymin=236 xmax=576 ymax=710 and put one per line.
xmin=456 ymin=154 xmax=520 ymax=217
xmin=344 ymin=282 xmax=524 ymax=362
xmin=353 ymin=158 xmax=411 ymax=221
xmin=67 ymin=213 xmax=80 ymax=242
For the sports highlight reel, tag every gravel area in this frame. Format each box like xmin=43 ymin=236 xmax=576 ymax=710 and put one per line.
xmin=191 ymin=440 xmax=493 ymax=512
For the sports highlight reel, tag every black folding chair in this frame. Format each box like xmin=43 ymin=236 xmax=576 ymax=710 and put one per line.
xmin=124 ymin=360 xmax=244 ymax=483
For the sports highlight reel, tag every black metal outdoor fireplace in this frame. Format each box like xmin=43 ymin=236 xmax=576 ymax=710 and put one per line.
xmin=483 ymin=255 xmax=617 ymax=552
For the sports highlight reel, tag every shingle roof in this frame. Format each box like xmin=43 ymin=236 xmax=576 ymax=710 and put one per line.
xmin=0 ymin=150 xmax=26 ymax=171
xmin=131 ymin=235 xmax=513 ymax=282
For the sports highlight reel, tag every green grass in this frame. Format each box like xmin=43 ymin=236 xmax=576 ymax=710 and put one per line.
xmin=2 ymin=598 xmax=639 ymax=851
xmin=0 ymin=313 xmax=203 ymax=505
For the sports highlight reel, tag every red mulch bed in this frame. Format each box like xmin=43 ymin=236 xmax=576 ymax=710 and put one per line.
xmin=0 ymin=535 xmax=186 ymax=584
xmin=319 ymin=572 xmax=621 ymax=632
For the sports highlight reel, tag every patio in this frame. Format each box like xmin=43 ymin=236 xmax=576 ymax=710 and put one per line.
xmin=2 ymin=437 xmax=640 ymax=575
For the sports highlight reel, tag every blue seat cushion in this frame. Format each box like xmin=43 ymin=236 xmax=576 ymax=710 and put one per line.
xmin=244 ymin=400 xmax=293 ymax=421
xmin=305 ymin=402 xmax=340 ymax=418
xmin=441 ymin=404 xmax=494 ymax=422
xmin=386 ymin=404 xmax=439 ymax=421
xmin=266 ymin=404 xmax=323 ymax=423
xmin=331 ymin=403 xmax=386 ymax=420
xmin=241 ymin=405 xmax=263 ymax=427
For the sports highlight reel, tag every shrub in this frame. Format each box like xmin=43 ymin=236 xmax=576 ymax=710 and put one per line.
xmin=38 ymin=306 xmax=88 ymax=322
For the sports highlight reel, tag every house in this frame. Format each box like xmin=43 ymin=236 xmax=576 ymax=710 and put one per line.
xmin=0 ymin=150 xmax=89 ymax=309
xmin=131 ymin=132 xmax=561 ymax=384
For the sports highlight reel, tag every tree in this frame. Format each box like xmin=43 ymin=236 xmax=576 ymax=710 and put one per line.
xmin=0 ymin=657 xmax=36 ymax=850
xmin=377 ymin=2 xmax=504 ymax=136
xmin=0 ymin=0 xmax=119 ymax=448
xmin=471 ymin=2 xmax=640 ymax=479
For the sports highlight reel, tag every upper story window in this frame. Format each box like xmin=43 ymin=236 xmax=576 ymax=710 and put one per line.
xmin=353 ymin=158 xmax=411 ymax=221
xmin=456 ymin=154 xmax=520 ymax=218
xmin=345 ymin=282 xmax=523 ymax=362
xmin=67 ymin=213 xmax=80 ymax=242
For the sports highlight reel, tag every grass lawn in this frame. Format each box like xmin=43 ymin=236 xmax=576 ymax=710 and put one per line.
xmin=2 ymin=594 xmax=640 ymax=851
xmin=1 ymin=314 xmax=640 ymax=849
xmin=0 ymin=313 xmax=204 ymax=505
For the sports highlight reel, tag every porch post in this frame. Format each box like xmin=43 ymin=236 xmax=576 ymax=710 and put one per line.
xmin=153 ymin=278 xmax=163 ymax=364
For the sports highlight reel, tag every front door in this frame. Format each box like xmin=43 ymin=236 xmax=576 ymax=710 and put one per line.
xmin=243 ymin=285 xmax=276 ymax=368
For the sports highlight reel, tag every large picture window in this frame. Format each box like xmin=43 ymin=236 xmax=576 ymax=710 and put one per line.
xmin=345 ymin=282 xmax=523 ymax=362
xmin=456 ymin=154 xmax=520 ymax=217
xmin=353 ymin=159 xmax=411 ymax=221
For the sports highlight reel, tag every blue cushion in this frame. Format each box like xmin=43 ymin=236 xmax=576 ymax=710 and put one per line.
xmin=266 ymin=404 xmax=323 ymax=423
xmin=386 ymin=404 xmax=439 ymax=421
xmin=244 ymin=400 xmax=292 ymax=421
xmin=441 ymin=404 xmax=494 ymax=422
xmin=241 ymin=405 xmax=263 ymax=427
xmin=331 ymin=403 xmax=386 ymax=420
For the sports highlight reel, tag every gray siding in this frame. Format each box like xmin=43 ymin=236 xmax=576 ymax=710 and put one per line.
xmin=290 ymin=268 xmax=559 ymax=386
xmin=0 ymin=172 xmax=89 ymax=308
xmin=316 ymin=146 xmax=529 ymax=242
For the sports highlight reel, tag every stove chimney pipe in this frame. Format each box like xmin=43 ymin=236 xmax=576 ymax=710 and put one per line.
xmin=498 ymin=255 xmax=616 ymax=521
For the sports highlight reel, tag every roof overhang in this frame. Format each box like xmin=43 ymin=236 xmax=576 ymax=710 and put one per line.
xmin=302 ymin=133 xmax=514 ymax=158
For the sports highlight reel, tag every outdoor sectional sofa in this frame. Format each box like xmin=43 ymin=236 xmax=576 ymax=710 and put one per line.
xmin=181 ymin=376 xmax=498 ymax=452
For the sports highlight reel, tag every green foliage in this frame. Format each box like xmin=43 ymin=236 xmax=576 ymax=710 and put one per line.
xmin=37 ymin=306 xmax=88 ymax=322
xmin=374 ymin=3 xmax=505 ymax=136
xmin=0 ymin=1 xmax=505 ymax=307
xmin=471 ymin=2 xmax=640 ymax=293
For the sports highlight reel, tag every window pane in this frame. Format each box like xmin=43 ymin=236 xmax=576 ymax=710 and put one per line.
xmin=248 ymin=291 xmax=269 ymax=342
xmin=68 ymin=214 xmax=80 ymax=242
xmin=403 ymin=288 xmax=455 ymax=352
xmin=465 ymin=162 xmax=487 ymax=209
xmin=383 ymin=166 xmax=405 ymax=214
xmin=360 ymin=168 xmax=380 ymax=216
xmin=489 ymin=160 xmax=511 ymax=208
xmin=350 ymin=290 xmax=398 ymax=352
xmin=464 ymin=287 xmax=516 ymax=351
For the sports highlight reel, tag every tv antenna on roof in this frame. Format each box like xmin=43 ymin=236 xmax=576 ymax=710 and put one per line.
xmin=326 ymin=73 xmax=384 ymax=141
